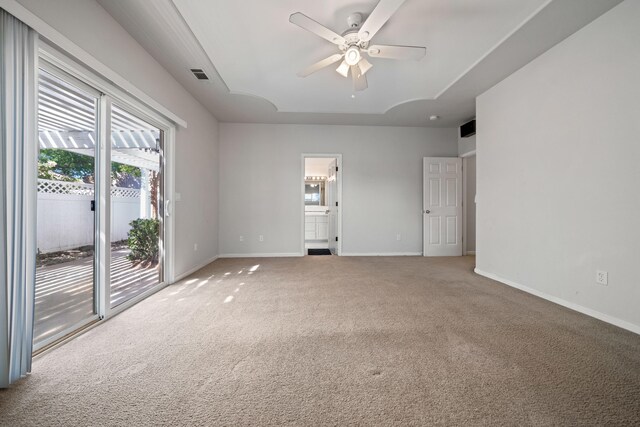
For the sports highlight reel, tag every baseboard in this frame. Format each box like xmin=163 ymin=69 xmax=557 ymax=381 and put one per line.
xmin=466 ymin=251 xmax=476 ymax=255
xmin=219 ymin=252 xmax=303 ymax=258
xmin=340 ymin=252 xmax=423 ymax=257
xmin=173 ymin=255 xmax=219 ymax=282
xmin=474 ymin=268 xmax=640 ymax=336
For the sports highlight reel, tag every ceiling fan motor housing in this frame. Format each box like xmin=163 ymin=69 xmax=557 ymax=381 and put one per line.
xmin=341 ymin=13 xmax=371 ymax=50
xmin=341 ymin=32 xmax=366 ymax=48
xmin=347 ymin=13 xmax=363 ymax=29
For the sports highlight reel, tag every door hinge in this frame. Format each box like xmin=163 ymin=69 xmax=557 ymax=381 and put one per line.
xmin=335 ymin=201 xmax=338 ymax=207
xmin=90 ymin=200 xmax=95 ymax=212
xmin=335 ymin=166 xmax=339 ymax=172
xmin=335 ymin=236 xmax=338 ymax=242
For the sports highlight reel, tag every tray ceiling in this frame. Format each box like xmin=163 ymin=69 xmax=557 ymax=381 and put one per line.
xmin=98 ymin=0 xmax=623 ymax=127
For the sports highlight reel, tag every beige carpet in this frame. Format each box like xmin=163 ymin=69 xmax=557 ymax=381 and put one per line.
xmin=1 ymin=256 xmax=639 ymax=425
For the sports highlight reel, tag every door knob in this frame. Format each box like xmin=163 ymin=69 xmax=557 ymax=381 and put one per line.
xmin=425 ymin=210 xmax=431 ymax=214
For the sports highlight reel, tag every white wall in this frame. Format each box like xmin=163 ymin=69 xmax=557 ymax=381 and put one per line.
xmin=219 ymin=124 xmax=457 ymax=256
xmin=14 ymin=0 xmax=219 ymax=277
xmin=476 ymin=0 xmax=640 ymax=333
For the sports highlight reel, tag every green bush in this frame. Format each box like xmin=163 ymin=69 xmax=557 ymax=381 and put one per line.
xmin=127 ymin=218 xmax=160 ymax=262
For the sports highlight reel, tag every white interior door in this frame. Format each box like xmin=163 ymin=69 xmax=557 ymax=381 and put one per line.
xmin=327 ymin=159 xmax=338 ymax=255
xmin=423 ymin=157 xmax=463 ymax=256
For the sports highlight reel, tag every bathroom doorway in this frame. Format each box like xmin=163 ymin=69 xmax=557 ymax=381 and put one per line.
xmin=301 ymin=155 xmax=342 ymax=256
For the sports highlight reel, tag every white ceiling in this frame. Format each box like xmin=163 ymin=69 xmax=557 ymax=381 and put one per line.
xmin=98 ymin=0 xmax=622 ymax=127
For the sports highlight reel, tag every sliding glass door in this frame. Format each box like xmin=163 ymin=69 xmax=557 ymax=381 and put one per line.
xmin=33 ymin=60 xmax=169 ymax=350
xmin=109 ymin=105 xmax=164 ymax=307
xmin=34 ymin=68 xmax=100 ymax=347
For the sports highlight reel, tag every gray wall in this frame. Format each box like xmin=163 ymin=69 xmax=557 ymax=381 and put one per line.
xmin=16 ymin=0 xmax=220 ymax=278
xmin=476 ymin=0 xmax=640 ymax=332
xmin=219 ymin=124 xmax=458 ymax=256
xmin=459 ymin=133 xmax=476 ymax=157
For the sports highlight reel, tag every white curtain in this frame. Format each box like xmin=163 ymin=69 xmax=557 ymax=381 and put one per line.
xmin=0 ymin=8 xmax=38 ymax=387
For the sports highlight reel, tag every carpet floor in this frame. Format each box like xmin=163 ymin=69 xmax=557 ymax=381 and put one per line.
xmin=1 ymin=256 xmax=639 ymax=426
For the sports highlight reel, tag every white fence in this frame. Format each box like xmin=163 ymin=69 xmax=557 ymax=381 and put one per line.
xmin=37 ymin=179 xmax=142 ymax=253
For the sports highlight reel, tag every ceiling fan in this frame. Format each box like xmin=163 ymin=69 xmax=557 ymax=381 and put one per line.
xmin=289 ymin=0 xmax=426 ymax=91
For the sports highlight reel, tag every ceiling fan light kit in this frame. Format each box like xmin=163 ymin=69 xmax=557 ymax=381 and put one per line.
xmin=358 ymin=57 xmax=373 ymax=75
xmin=289 ymin=0 xmax=426 ymax=92
xmin=345 ymin=47 xmax=361 ymax=66
xmin=336 ymin=60 xmax=350 ymax=78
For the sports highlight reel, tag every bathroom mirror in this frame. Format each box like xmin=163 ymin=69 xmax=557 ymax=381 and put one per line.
xmin=304 ymin=180 xmax=325 ymax=206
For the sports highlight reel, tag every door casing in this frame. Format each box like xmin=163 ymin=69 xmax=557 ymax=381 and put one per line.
xmin=326 ymin=159 xmax=338 ymax=255
xmin=301 ymin=154 xmax=342 ymax=256
xmin=460 ymin=150 xmax=476 ymax=256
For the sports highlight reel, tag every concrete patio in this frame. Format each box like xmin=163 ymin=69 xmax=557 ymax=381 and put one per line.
xmin=34 ymin=249 xmax=160 ymax=346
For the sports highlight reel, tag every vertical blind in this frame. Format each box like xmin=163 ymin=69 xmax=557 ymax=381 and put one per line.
xmin=0 ymin=8 xmax=38 ymax=387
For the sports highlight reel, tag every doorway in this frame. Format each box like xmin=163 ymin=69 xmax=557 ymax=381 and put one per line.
xmin=462 ymin=153 xmax=476 ymax=256
xmin=34 ymin=68 xmax=100 ymax=346
xmin=108 ymin=104 xmax=164 ymax=308
xmin=302 ymin=155 xmax=342 ymax=256
xmin=33 ymin=61 xmax=169 ymax=350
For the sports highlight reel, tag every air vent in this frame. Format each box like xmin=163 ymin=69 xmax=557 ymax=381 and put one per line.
xmin=190 ymin=68 xmax=209 ymax=80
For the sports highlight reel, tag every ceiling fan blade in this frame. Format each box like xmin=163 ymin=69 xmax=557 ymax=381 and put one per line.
xmin=289 ymin=12 xmax=346 ymax=46
xmin=367 ymin=44 xmax=426 ymax=60
xmin=358 ymin=0 xmax=406 ymax=42
xmin=298 ymin=53 xmax=345 ymax=77
xmin=351 ymin=65 xmax=368 ymax=91
xmin=358 ymin=57 xmax=373 ymax=76
xmin=336 ymin=60 xmax=350 ymax=78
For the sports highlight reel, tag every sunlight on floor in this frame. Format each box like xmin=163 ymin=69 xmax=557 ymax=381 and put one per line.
xmin=169 ymin=262 xmax=262 ymax=308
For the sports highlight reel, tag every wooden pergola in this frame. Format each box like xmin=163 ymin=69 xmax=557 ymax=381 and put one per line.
xmin=38 ymin=69 xmax=160 ymax=172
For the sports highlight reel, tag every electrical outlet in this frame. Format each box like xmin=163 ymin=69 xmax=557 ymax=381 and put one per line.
xmin=239 ymin=235 xmax=244 ymax=242
xmin=596 ymin=270 xmax=608 ymax=286
xmin=259 ymin=235 xmax=264 ymax=242
xmin=396 ymin=233 xmax=401 ymax=241
xmin=193 ymin=243 xmax=198 ymax=251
